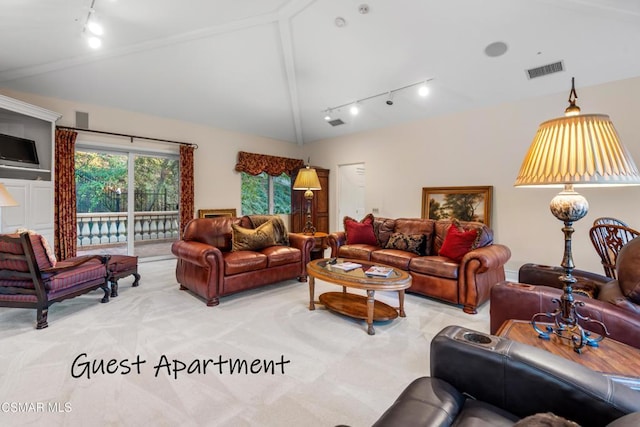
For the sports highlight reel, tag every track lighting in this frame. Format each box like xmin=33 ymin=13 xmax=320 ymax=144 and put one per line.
xmin=322 ymin=78 xmax=433 ymax=122
xmin=385 ymin=91 xmax=394 ymax=106
xmin=418 ymin=83 xmax=430 ymax=97
xmin=83 ymin=0 xmax=105 ymax=49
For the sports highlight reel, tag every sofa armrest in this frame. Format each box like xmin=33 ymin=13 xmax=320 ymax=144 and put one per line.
xmin=287 ymin=233 xmax=315 ymax=276
xmin=457 ymin=243 xmax=511 ymax=314
xmin=328 ymin=231 xmax=346 ymax=257
xmin=171 ymin=240 xmax=223 ymax=268
xmin=519 ymin=263 xmax=610 ymax=291
xmin=489 ymin=281 xmax=640 ymax=349
xmin=431 ymin=325 xmax=640 ymax=426
xmin=461 ymin=243 xmax=511 ymax=273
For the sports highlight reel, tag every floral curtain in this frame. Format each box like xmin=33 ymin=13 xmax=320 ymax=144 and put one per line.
xmin=234 ymin=151 xmax=304 ymax=177
xmin=179 ymin=144 xmax=195 ymax=237
xmin=54 ymin=129 xmax=78 ymax=260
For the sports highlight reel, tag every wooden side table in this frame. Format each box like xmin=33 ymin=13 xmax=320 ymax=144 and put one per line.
xmin=497 ymin=319 xmax=640 ymax=389
xmin=293 ymin=232 xmax=328 ymax=260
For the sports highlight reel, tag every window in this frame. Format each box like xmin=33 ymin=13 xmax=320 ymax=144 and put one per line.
xmin=241 ymin=172 xmax=291 ymax=215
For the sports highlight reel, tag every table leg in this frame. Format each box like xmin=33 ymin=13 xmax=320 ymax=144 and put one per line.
xmin=309 ymin=276 xmax=315 ymax=310
xmin=367 ymin=289 xmax=375 ymax=335
xmin=398 ymin=290 xmax=406 ymax=317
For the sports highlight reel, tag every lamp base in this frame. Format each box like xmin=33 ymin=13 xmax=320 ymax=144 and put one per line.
xmin=531 ymin=304 xmax=608 ymax=353
xmin=530 ymin=184 xmax=609 ymax=353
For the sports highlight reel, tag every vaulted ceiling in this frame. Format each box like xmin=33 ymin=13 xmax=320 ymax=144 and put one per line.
xmin=2 ymin=0 xmax=640 ymax=144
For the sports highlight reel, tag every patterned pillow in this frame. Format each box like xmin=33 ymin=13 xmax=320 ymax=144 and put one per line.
xmin=16 ymin=228 xmax=56 ymax=267
xmin=385 ymin=232 xmax=427 ymax=255
xmin=231 ymin=220 xmax=278 ymax=252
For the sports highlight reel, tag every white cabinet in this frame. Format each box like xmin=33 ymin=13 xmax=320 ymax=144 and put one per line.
xmin=0 ymin=180 xmax=54 ymax=244
xmin=0 ymin=94 xmax=60 ymax=241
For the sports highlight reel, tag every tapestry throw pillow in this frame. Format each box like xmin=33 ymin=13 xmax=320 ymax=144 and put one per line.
xmin=344 ymin=213 xmax=377 ymax=246
xmin=439 ymin=220 xmax=482 ymax=262
xmin=385 ymin=232 xmax=427 ymax=255
xmin=231 ymin=220 xmax=278 ymax=252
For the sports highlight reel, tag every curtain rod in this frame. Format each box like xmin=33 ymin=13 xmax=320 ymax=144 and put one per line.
xmin=56 ymin=126 xmax=198 ymax=149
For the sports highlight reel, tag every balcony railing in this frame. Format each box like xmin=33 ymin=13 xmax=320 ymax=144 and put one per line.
xmin=77 ymin=211 xmax=179 ymax=247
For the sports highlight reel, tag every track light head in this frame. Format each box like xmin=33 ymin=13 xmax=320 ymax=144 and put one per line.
xmin=385 ymin=91 xmax=394 ymax=106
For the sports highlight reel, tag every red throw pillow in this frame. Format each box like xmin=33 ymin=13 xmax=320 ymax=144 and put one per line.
xmin=439 ymin=223 xmax=481 ymax=262
xmin=344 ymin=214 xmax=377 ymax=246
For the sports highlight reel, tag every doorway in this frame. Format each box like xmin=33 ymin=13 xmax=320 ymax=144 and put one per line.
xmin=337 ymin=163 xmax=366 ymax=230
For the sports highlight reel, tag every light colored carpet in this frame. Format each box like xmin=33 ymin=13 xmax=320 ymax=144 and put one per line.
xmin=0 ymin=259 xmax=490 ymax=426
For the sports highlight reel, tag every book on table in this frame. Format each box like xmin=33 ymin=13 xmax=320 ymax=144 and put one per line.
xmin=365 ymin=266 xmax=394 ymax=277
xmin=331 ymin=261 xmax=362 ymax=271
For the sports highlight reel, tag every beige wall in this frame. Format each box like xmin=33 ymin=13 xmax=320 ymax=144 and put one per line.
xmin=304 ymin=76 xmax=640 ymax=275
xmin=0 ymin=88 xmax=304 ymax=219
xmin=4 ymin=76 xmax=640 ymax=276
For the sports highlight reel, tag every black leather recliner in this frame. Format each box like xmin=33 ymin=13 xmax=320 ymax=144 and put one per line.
xmin=373 ymin=325 xmax=640 ymax=427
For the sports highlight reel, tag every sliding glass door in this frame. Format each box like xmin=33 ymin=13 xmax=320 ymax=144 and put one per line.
xmin=75 ymin=148 xmax=179 ymax=259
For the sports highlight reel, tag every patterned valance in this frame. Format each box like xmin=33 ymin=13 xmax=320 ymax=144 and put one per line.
xmin=234 ymin=151 xmax=304 ymax=177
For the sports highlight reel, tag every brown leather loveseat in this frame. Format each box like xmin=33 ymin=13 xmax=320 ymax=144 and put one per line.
xmin=328 ymin=216 xmax=511 ymax=314
xmin=490 ymin=235 xmax=640 ymax=349
xmin=172 ymin=215 xmax=315 ymax=306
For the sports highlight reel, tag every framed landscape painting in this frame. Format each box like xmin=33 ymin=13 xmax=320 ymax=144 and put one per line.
xmin=198 ymin=208 xmax=237 ymax=219
xmin=421 ymin=186 xmax=493 ymax=227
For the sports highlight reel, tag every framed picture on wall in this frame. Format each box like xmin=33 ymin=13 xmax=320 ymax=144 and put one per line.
xmin=198 ymin=208 xmax=237 ymax=219
xmin=421 ymin=186 xmax=493 ymax=227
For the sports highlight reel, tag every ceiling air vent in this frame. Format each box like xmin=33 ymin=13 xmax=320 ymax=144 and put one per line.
xmin=328 ymin=118 xmax=345 ymax=126
xmin=526 ymin=61 xmax=564 ymax=79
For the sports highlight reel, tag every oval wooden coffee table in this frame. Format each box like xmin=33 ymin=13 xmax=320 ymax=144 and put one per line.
xmin=307 ymin=258 xmax=412 ymax=335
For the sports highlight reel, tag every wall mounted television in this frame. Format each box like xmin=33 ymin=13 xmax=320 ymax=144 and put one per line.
xmin=0 ymin=133 xmax=40 ymax=168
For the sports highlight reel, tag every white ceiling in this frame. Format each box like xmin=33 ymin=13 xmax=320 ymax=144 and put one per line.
xmin=2 ymin=0 xmax=640 ymax=144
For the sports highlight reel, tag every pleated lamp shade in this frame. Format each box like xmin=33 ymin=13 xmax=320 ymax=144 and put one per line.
xmin=515 ymin=114 xmax=640 ymax=188
xmin=293 ymin=167 xmax=322 ymax=191
xmin=0 ymin=183 xmax=18 ymax=207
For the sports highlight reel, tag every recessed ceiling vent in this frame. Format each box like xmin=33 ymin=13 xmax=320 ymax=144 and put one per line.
xmin=328 ymin=118 xmax=345 ymax=126
xmin=526 ymin=61 xmax=564 ymax=79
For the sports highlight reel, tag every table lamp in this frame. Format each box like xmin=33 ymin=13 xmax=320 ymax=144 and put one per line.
xmin=293 ymin=165 xmax=322 ymax=235
xmin=0 ymin=183 xmax=19 ymax=233
xmin=515 ymin=77 xmax=640 ymax=352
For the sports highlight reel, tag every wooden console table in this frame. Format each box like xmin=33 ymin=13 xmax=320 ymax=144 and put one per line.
xmin=497 ymin=319 xmax=640 ymax=389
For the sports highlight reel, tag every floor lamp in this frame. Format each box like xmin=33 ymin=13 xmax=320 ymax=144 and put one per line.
xmin=515 ymin=78 xmax=640 ymax=352
xmin=0 ymin=183 xmax=19 ymax=233
xmin=293 ymin=165 xmax=322 ymax=235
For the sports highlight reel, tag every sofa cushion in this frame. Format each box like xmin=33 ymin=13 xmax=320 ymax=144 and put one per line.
xmin=44 ymin=259 xmax=105 ymax=291
xmin=344 ymin=214 xmax=377 ymax=245
xmin=439 ymin=220 xmax=483 ymax=262
xmin=223 ymin=251 xmax=268 ymax=275
xmin=409 ymin=256 xmax=460 ymax=279
xmin=231 ymin=220 xmax=278 ymax=252
xmin=385 ymin=232 xmax=428 ymax=255
xmin=338 ymin=244 xmax=377 ymax=261
xmin=0 ymin=232 xmax=56 ymax=275
xmin=373 ymin=217 xmax=397 ymax=247
xmin=261 ymin=245 xmax=301 ymax=268
xmin=371 ymin=250 xmax=416 ymax=270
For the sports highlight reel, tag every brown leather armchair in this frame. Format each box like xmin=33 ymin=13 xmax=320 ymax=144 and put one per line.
xmin=490 ymin=237 xmax=640 ymax=349
xmin=171 ymin=216 xmax=315 ymax=306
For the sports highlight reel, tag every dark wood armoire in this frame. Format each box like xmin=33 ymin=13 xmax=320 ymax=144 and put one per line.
xmin=290 ymin=166 xmax=329 ymax=234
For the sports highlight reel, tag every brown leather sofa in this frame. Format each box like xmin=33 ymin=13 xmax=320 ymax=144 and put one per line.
xmin=328 ymin=217 xmax=511 ymax=314
xmin=490 ymin=237 xmax=640 ymax=348
xmin=171 ymin=216 xmax=315 ymax=306
xmin=373 ymin=325 xmax=640 ymax=427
